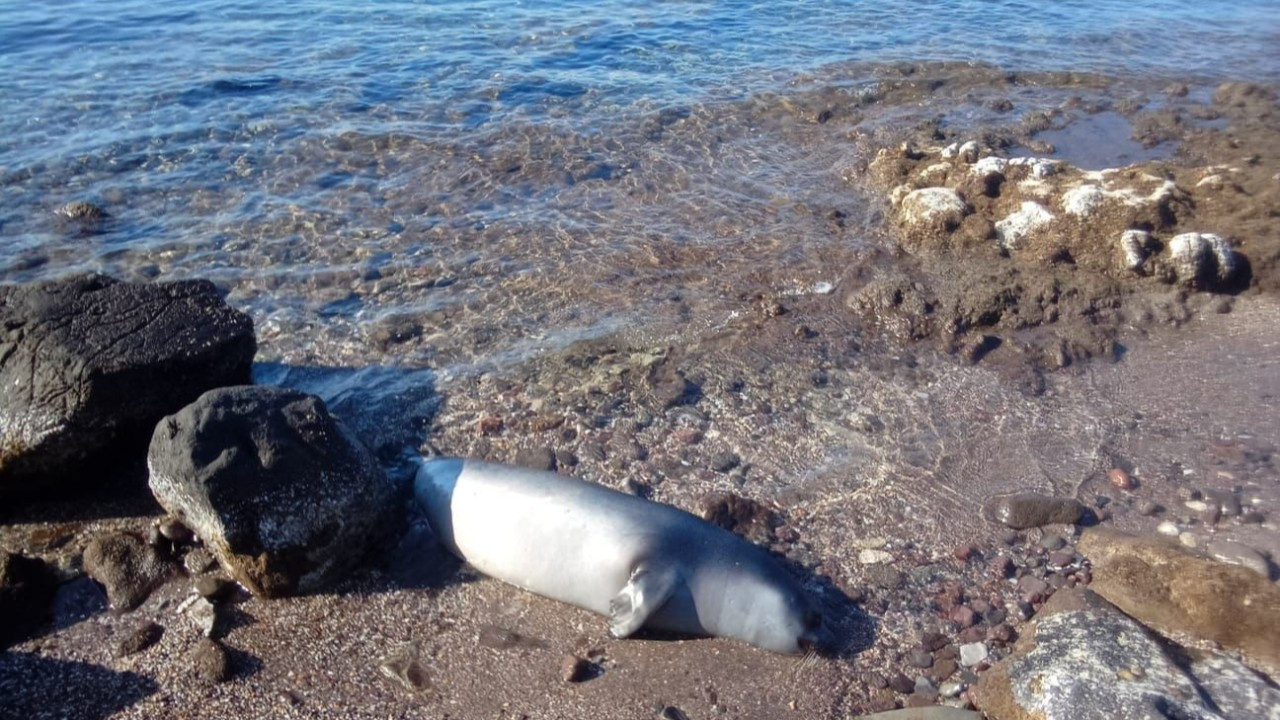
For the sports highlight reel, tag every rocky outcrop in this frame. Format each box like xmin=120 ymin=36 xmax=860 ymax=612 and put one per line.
xmin=1077 ymin=527 xmax=1280 ymax=675
xmin=0 ymin=551 xmax=58 ymax=648
xmin=147 ymin=386 xmax=400 ymax=598
xmin=973 ymin=588 xmax=1259 ymax=720
xmin=0 ymin=274 xmax=255 ymax=496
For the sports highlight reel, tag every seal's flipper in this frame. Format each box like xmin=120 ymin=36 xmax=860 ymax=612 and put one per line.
xmin=608 ymin=563 xmax=676 ymax=638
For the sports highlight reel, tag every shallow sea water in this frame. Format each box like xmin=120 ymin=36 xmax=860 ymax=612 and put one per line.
xmin=3 ymin=0 xmax=1280 ymax=371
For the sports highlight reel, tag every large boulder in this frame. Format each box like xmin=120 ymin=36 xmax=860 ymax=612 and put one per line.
xmin=0 ymin=274 xmax=255 ymax=495
xmin=147 ymin=386 xmax=400 ymax=597
xmin=973 ymin=588 xmax=1259 ymax=720
xmin=1078 ymin=527 xmax=1280 ymax=676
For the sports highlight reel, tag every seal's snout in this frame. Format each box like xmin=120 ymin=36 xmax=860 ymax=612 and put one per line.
xmin=797 ymin=615 xmax=838 ymax=657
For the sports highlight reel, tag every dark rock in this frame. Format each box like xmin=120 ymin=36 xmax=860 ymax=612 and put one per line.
xmin=658 ymin=707 xmax=690 ymax=720
xmin=0 ymin=551 xmax=58 ymax=647
xmin=1039 ymin=534 xmax=1065 ymax=551
xmin=1016 ymin=576 xmax=1050 ymax=603
xmin=194 ymin=576 xmax=237 ymax=604
xmin=147 ymin=386 xmax=400 ymax=598
xmin=931 ymin=657 xmax=958 ymax=682
xmin=888 ymin=671 xmax=916 ymax=694
xmin=114 ymin=621 xmax=163 ymax=657
xmin=865 ymin=565 xmax=905 ymax=590
xmin=974 ymin=588 xmax=1231 ymax=720
xmin=698 ymin=491 xmax=775 ymax=544
xmin=710 ymin=451 xmax=741 ymax=473
xmin=982 ymin=493 xmax=1084 ymax=529
xmin=513 ymin=446 xmax=556 ymax=471
xmin=920 ymin=630 xmax=949 ymax=652
xmin=183 ymin=547 xmax=217 ymax=575
xmin=0 ymin=274 xmax=255 ymax=496
xmin=907 ymin=649 xmax=934 ymax=669
xmin=560 ymin=654 xmax=596 ymax=683
xmin=191 ymin=638 xmax=232 ymax=683
xmin=82 ymin=531 xmax=176 ymax=611
xmin=1078 ymin=527 xmax=1280 ymax=675
xmin=55 ymin=201 xmax=109 ymax=221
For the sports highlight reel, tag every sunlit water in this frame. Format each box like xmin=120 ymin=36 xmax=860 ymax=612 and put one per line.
xmin=2 ymin=0 xmax=1278 ymax=369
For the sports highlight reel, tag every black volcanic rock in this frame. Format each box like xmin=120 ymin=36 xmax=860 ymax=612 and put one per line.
xmin=147 ymin=386 xmax=400 ymax=598
xmin=0 ymin=274 xmax=255 ymax=498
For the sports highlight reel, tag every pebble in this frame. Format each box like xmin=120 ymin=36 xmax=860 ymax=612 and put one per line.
xmin=658 ymin=707 xmax=690 ymax=720
xmin=1040 ymin=534 xmax=1066 ymax=551
xmin=514 ymin=446 xmax=556 ymax=471
xmin=939 ymin=681 xmax=965 ymax=698
xmin=195 ymin=576 xmax=236 ymax=603
xmin=1179 ymin=532 xmax=1198 ymax=549
xmin=932 ymin=658 xmax=958 ymax=681
xmin=958 ymin=643 xmax=989 ymax=668
xmin=710 ymin=451 xmax=741 ymax=473
xmin=859 ymin=549 xmax=895 ymax=565
xmin=989 ymin=555 xmax=1015 ymax=579
xmin=989 ymin=624 xmax=1016 ymax=644
xmin=191 ymin=638 xmax=231 ymax=683
xmin=921 ymin=630 xmax=949 ymax=652
xmin=908 ymin=649 xmax=934 ymax=668
xmin=1017 ymin=576 xmax=1049 ymax=602
xmin=187 ymin=596 xmax=221 ymax=638
xmin=982 ymin=493 xmax=1084 ymax=529
xmin=1156 ymin=521 xmax=1181 ymax=536
xmin=888 ymin=672 xmax=916 ymax=694
xmin=183 ymin=547 xmax=217 ymax=575
xmin=1206 ymin=540 xmax=1271 ymax=577
xmin=950 ymin=606 xmax=977 ymax=629
xmin=560 ymin=654 xmax=595 ymax=683
xmin=953 ymin=545 xmax=976 ymax=562
xmin=1135 ymin=500 xmax=1161 ymax=516
xmin=113 ymin=621 xmax=163 ymax=658
xmin=1048 ymin=550 xmax=1075 ymax=567
xmin=1108 ymin=468 xmax=1136 ymax=491
xmin=958 ymin=626 xmax=986 ymax=644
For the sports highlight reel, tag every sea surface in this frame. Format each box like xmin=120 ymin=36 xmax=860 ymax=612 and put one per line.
xmin=2 ymin=0 xmax=1279 ymax=370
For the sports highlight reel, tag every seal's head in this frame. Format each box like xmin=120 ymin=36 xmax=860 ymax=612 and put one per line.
xmin=732 ymin=575 xmax=835 ymax=655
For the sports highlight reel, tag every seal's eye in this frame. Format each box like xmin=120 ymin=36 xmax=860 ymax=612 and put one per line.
xmin=803 ymin=610 xmax=822 ymax=631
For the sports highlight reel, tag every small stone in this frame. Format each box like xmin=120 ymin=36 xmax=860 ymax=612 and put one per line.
xmin=194 ymin=576 xmax=236 ymax=604
xmin=82 ymin=531 xmax=177 ymax=611
xmin=476 ymin=415 xmax=504 ymax=435
xmin=982 ymin=493 xmax=1084 ymax=529
xmin=958 ymin=626 xmax=987 ymax=644
xmin=859 ymin=549 xmax=895 ymax=565
xmin=157 ymin=518 xmax=195 ymax=545
xmin=865 ymin=672 xmax=889 ymax=689
xmin=908 ymin=649 xmax=934 ymax=668
xmin=989 ymin=624 xmax=1016 ymax=644
xmin=658 ymin=707 xmax=690 ymax=720
xmin=1156 ymin=521 xmax=1180 ymax=536
xmin=1178 ymin=532 xmax=1198 ymax=549
xmin=921 ymin=630 xmax=949 ymax=652
xmin=191 ymin=638 xmax=231 ymax=683
xmin=513 ymin=446 xmax=556 ymax=471
xmin=1108 ymin=468 xmax=1136 ymax=491
xmin=183 ymin=547 xmax=217 ymax=575
xmin=187 ymin=596 xmax=221 ymax=638
xmin=989 ymin=556 xmax=1015 ymax=579
xmin=932 ymin=658 xmax=959 ymax=681
xmin=1048 ymin=551 xmax=1075 ymax=567
xmin=1017 ymin=576 xmax=1050 ymax=602
xmin=1040 ymin=534 xmax=1066 ymax=551
xmin=954 ymin=545 xmax=976 ymax=562
xmin=959 ymin=643 xmax=989 ymax=668
xmin=1206 ymin=540 xmax=1270 ymax=578
xmin=939 ymin=681 xmax=965 ymax=698
xmin=114 ymin=620 xmax=163 ymax=658
xmin=951 ymin=606 xmax=977 ymax=629
xmin=1135 ymin=500 xmax=1161 ymax=517
xmin=888 ymin=671 xmax=916 ymax=694
xmin=710 ymin=451 xmax=741 ymax=473
xmin=560 ymin=654 xmax=594 ymax=683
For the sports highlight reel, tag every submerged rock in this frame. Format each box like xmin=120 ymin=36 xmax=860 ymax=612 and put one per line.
xmin=974 ymin=588 xmax=1228 ymax=720
xmin=147 ymin=386 xmax=400 ymax=598
xmin=1078 ymin=527 xmax=1280 ymax=675
xmin=0 ymin=274 xmax=255 ymax=497
xmin=82 ymin=531 xmax=177 ymax=611
xmin=982 ymin=493 xmax=1084 ymax=529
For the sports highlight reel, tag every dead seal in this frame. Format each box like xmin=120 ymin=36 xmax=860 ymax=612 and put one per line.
xmin=414 ymin=458 xmax=833 ymax=654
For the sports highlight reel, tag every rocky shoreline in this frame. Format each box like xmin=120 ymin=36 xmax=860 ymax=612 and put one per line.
xmin=3 ymin=72 xmax=1280 ymax=720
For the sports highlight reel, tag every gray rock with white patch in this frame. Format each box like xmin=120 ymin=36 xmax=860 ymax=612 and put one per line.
xmin=147 ymin=386 xmax=400 ymax=598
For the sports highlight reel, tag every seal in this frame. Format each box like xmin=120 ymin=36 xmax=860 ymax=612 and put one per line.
xmin=414 ymin=457 xmax=833 ymax=654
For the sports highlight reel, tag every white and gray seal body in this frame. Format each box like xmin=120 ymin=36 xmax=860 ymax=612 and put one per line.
xmin=414 ymin=458 xmax=831 ymax=654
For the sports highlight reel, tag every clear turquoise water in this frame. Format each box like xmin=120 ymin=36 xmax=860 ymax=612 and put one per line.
xmin=1 ymin=0 xmax=1277 ymax=366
